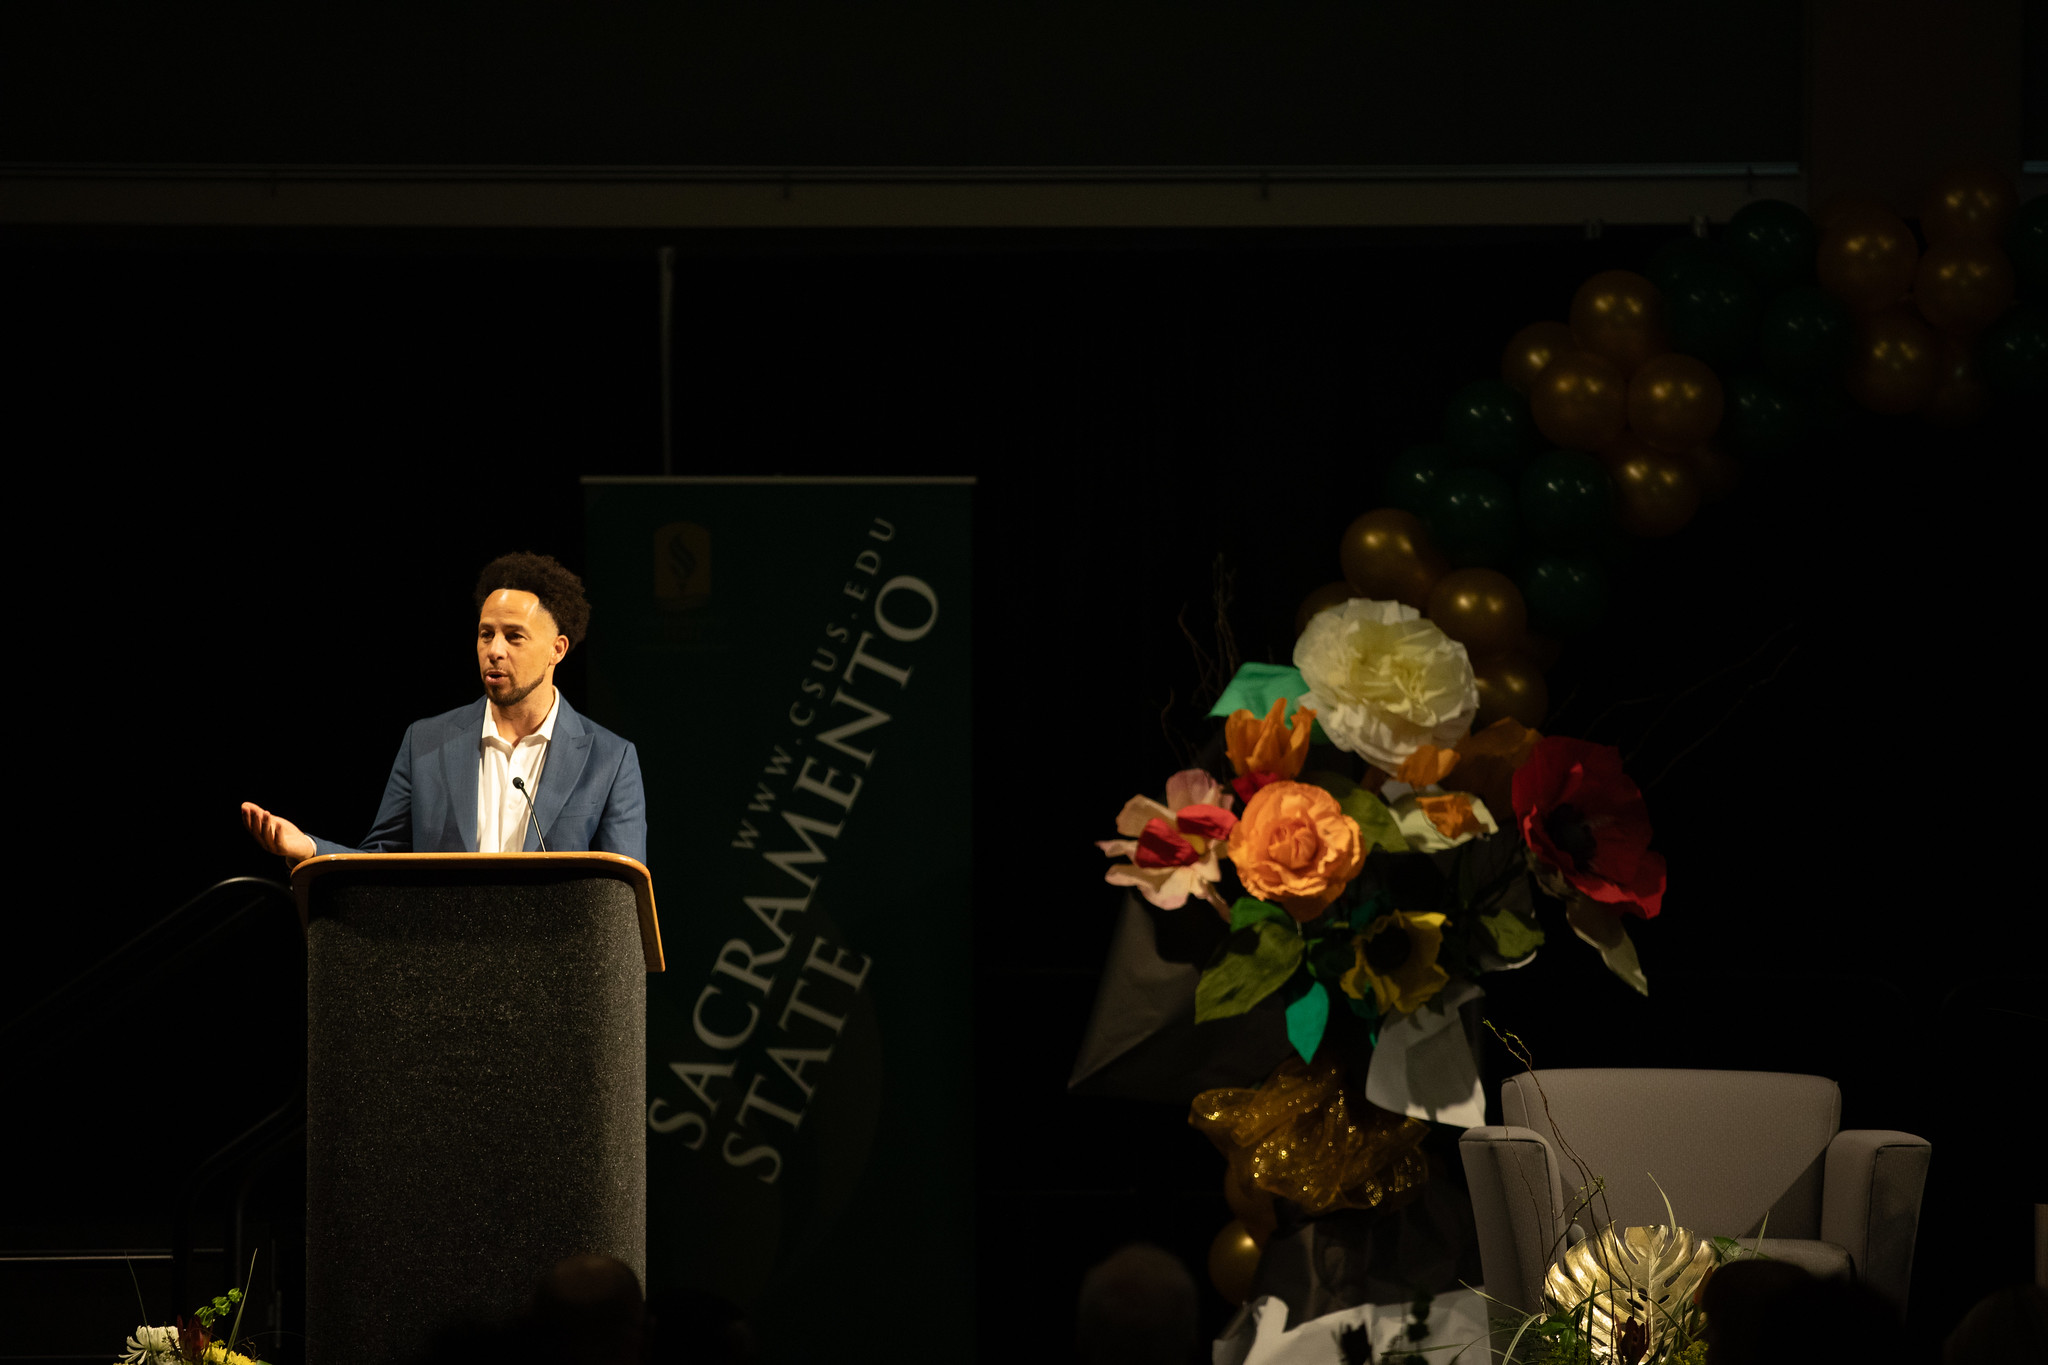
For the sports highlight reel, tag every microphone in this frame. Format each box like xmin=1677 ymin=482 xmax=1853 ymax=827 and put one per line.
xmin=511 ymin=775 xmax=549 ymax=853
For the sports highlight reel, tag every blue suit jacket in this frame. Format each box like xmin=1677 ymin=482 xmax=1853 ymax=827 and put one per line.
xmin=311 ymin=694 xmax=647 ymax=864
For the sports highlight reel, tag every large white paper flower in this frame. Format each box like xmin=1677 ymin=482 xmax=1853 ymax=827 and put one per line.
xmin=121 ymin=1326 xmax=181 ymax=1365
xmin=1294 ymin=597 xmax=1479 ymax=771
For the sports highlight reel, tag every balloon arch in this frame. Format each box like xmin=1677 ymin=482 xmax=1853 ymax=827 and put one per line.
xmin=1309 ymin=167 xmax=2045 ymax=725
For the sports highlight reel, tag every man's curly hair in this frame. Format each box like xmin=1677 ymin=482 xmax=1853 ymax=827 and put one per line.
xmin=474 ymin=552 xmax=592 ymax=651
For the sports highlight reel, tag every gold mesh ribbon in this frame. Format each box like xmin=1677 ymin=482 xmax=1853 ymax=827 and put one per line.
xmin=1191 ymin=1055 xmax=1430 ymax=1239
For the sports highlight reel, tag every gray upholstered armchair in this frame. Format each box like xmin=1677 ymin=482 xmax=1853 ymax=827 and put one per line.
xmin=1459 ymin=1070 xmax=1931 ymax=1323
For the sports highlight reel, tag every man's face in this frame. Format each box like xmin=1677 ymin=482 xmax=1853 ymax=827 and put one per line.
xmin=477 ymin=589 xmax=567 ymax=709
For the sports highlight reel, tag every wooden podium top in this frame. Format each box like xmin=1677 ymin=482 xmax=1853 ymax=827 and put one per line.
xmin=290 ymin=851 xmax=664 ymax=972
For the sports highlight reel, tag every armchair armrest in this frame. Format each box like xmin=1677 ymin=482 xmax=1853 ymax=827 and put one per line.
xmin=1821 ymin=1128 xmax=1931 ymax=1313
xmin=1460 ymin=1125 xmax=1568 ymax=1318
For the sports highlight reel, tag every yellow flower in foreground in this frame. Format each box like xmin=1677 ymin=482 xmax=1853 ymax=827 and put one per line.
xmin=1341 ymin=911 xmax=1450 ymax=1014
xmin=1225 ymin=697 xmax=1317 ymax=780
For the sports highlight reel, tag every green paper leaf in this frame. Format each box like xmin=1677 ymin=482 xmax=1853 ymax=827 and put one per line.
xmin=1346 ymin=988 xmax=1380 ymax=1022
xmin=1309 ymin=932 xmax=1357 ymax=982
xmin=1339 ymin=787 xmax=1411 ymax=854
xmin=1285 ymin=980 xmax=1331 ymax=1063
xmin=1228 ymin=897 xmax=1290 ymax=933
xmin=1195 ymin=920 xmax=1305 ymax=1023
xmin=1205 ymin=662 xmax=1331 ymax=745
xmin=1480 ymin=906 xmax=1545 ymax=960
xmin=1301 ymin=768 xmax=1356 ymax=798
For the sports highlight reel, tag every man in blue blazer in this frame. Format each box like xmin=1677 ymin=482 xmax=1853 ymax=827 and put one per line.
xmin=241 ymin=553 xmax=646 ymax=865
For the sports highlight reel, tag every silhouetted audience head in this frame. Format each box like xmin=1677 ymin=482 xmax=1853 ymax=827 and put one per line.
xmin=1076 ymin=1242 xmax=1199 ymax=1365
xmin=1699 ymin=1258 xmax=1914 ymax=1365
xmin=529 ymin=1253 xmax=647 ymax=1365
xmin=1943 ymin=1284 xmax=2048 ymax=1365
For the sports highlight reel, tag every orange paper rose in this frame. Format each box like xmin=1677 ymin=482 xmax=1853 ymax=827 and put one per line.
xmin=1227 ymin=780 xmax=1366 ymax=921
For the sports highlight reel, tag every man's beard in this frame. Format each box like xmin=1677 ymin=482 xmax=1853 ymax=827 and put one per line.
xmin=489 ymin=671 xmax=547 ymax=709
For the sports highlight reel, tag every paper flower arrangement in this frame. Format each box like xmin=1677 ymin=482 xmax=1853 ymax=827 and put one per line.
xmin=1092 ymin=596 xmax=1668 ymax=1116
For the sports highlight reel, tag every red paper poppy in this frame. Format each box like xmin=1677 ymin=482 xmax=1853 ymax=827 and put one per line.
xmin=1510 ymin=736 xmax=1665 ymax=918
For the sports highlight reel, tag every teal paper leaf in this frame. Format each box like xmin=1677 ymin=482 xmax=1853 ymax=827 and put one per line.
xmin=1195 ymin=920 xmax=1305 ymax=1023
xmin=1205 ymin=662 xmax=1331 ymax=745
xmin=1285 ymin=980 xmax=1331 ymax=1064
xmin=1206 ymin=662 xmax=1310 ymax=721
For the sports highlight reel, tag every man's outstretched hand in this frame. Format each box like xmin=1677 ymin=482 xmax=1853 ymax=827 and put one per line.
xmin=241 ymin=802 xmax=317 ymax=863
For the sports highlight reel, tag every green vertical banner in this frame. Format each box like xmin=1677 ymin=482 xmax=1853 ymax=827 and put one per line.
xmin=582 ymin=477 xmax=974 ymax=1360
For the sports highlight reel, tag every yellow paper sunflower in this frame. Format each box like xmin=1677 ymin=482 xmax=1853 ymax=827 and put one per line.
xmin=1341 ymin=910 xmax=1450 ymax=1014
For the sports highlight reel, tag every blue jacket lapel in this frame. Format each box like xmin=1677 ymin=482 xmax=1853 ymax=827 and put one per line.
xmin=440 ymin=700 xmax=484 ymax=853
xmin=529 ymin=693 xmax=592 ymax=851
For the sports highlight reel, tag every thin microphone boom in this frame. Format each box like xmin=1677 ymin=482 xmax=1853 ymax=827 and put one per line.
xmin=511 ymin=775 xmax=549 ymax=853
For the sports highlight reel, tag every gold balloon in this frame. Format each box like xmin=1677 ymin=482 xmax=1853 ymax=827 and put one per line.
xmin=1426 ymin=567 xmax=1528 ymax=661
xmin=1845 ymin=309 xmax=1938 ymax=415
xmin=1626 ymin=352 xmax=1723 ymax=452
xmin=1337 ymin=508 xmax=1447 ymax=610
xmin=1569 ymin=270 xmax=1667 ymax=374
xmin=1920 ymin=163 xmax=2019 ymax=246
xmin=1611 ymin=445 xmax=1701 ymax=537
xmin=1501 ymin=320 xmax=1578 ymax=393
xmin=1921 ymin=331 xmax=1991 ymax=427
xmin=1473 ymin=653 xmax=1549 ymax=731
xmin=1817 ymin=203 xmax=1918 ymax=315
xmin=1208 ymin=1220 xmax=1262 ymax=1306
xmin=1914 ymin=242 xmax=2016 ymax=334
xmin=1679 ymin=438 xmax=1742 ymax=504
xmin=1296 ymin=580 xmax=1358 ymax=636
xmin=1223 ymin=1164 xmax=1276 ymax=1245
xmin=1529 ymin=349 xmax=1627 ymax=452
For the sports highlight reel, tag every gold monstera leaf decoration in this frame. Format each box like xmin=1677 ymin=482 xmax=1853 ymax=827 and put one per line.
xmin=1543 ymin=1224 xmax=1715 ymax=1364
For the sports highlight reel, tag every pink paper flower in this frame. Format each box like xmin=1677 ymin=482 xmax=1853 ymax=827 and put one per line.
xmin=1097 ymin=769 xmax=1239 ymax=912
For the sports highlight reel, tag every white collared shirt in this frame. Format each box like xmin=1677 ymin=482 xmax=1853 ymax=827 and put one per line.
xmin=477 ymin=689 xmax=561 ymax=853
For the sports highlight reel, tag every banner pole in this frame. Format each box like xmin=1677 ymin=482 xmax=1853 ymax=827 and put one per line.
xmin=658 ymin=245 xmax=675 ymax=476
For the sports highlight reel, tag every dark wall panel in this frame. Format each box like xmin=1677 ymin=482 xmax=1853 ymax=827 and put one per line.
xmin=2 ymin=4 xmax=1802 ymax=166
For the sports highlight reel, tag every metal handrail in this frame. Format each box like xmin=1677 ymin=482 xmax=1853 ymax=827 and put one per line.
xmin=7 ymin=873 xmax=309 ymax=1323
xmin=173 ymin=1083 xmax=306 ymax=1313
xmin=0 ymin=876 xmax=295 ymax=1037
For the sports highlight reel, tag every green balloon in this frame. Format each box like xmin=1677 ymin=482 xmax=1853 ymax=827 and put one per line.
xmin=1440 ymin=380 xmax=1537 ymax=473
xmin=1725 ymin=199 xmax=1818 ymax=295
xmin=1518 ymin=555 xmax=1610 ymax=637
xmin=1719 ymin=371 xmax=1804 ymax=460
xmin=2016 ymin=193 xmax=2048 ymax=302
xmin=1519 ymin=449 xmax=1614 ymax=551
xmin=1978 ymin=305 xmax=2048 ymax=398
xmin=1425 ymin=467 xmax=1521 ymax=568
xmin=1757 ymin=286 xmax=1854 ymax=381
xmin=1381 ymin=443 xmax=1458 ymax=514
xmin=1645 ymin=235 xmax=1724 ymax=296
xmin=1665 ymin=259 xmax=1762 ymax=369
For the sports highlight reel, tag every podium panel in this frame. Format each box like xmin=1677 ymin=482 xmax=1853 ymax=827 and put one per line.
xmin=295 ymin=855 xmax=656 ymax=1365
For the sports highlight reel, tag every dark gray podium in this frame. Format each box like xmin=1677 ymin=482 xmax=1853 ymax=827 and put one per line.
xmin=291 ymin=853 xmax=663 ymax=1365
